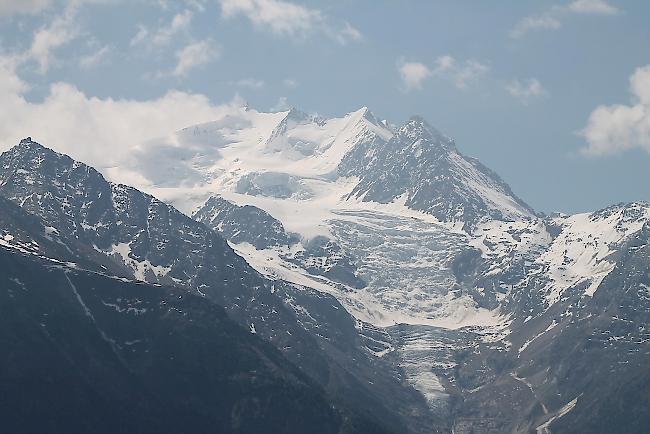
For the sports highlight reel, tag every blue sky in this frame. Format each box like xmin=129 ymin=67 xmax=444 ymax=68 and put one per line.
xmin=0 ymin=0 xmax=649 ymax=214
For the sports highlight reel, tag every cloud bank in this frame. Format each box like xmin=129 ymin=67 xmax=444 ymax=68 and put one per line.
xmin=173 ymin=39 xmax=219 ymax=76
xmin=506 ymin=78 xmax=547 ymax=103
xmin=0 ymin=0 xmax=52 ymax=16
xmin=218 ymin=0 xmax=361 ymax=44
xmin=0 ymin=58 xmax=240 ymax=173
xmin=581 ymin=65 xmax=650 ymax=155
xmin=398 ymin=56 xmax=488 ymax=91
xmin=511 ymin=0 xmax=619 ymax=38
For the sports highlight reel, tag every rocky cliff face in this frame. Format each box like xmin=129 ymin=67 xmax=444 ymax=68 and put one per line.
xmin=339 ymin=117 xmax=535 ymax=228
xmin=0 ymin=245 xmax=390 ymax=434
xmin=0 ymin=138 xmax=441 ymax=434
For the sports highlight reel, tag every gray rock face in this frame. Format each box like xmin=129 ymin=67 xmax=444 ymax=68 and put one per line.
xmin=0 ymin=140 xmax=324 ymax=391
xmin=193 ymin=195 xmax=297 ymax=249
xmin=235 ymin=172 xmax=313 ymax=199
xmin=0 ymin=139 xmax=441 ymax=434
xmin=340 ymin=117 xmax=535 ymax=228
xmin=449 ymin=219 xmax=650 ymax=434
xmin=290 ymin=235 xmax=368 ymax=289
xmin=0 ymin=140 xmax=285 ymax=328
xmin=194 ymin=197 xmax=367 ymax=289
xmin=0 ymin=246 xmax=391 ymax=434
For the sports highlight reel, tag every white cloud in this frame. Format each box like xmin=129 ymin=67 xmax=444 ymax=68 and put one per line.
xmin=129 ymin=25 xmax=149 ymax=46
xmin=452 ymin=59 xmax=489 ymax=89
xmin=154 ymin=10 xmax=193 ymax=45
xmin=0 ymin=56 xmax=242 ymax=172
xmin=131 ymin=9 xmax=193 ymax=47
xmin=156 ymin=0 xmax=206 ymax=12
xmin=0 ymin=0 xmax=52 ymax=16
xmin=233 ymin=78 xmax=265 ymax=88
xmin=567 ymin=0 xmax=619 ymax=14
xmin=398 ymin=62 xmax=432 ymax=91
xmin=26 ymin=5 xmax=80 ymax=73
xmin=435 ymin=55 xmax=455 ymax=72
xmin=511 ymin=14 xmax=561 ymax=38
xmin=0 ymin=57 xmax=28 ymax=96
xmin=399 ymin=56 xmax=488 ymax=91
xmin=79 ymin=45 xmax=111 ymax=69
xmin=218 ymin=0 xmax=361 ymax=44
xmin=631 ymin=66 xmax=650 ymax=105
xmin=271 ymin=96 xmax=289 ymax=111
xmin=10 ymin=1 xmax=110 ymax=72
xmin=505 ymin=78 xmax=547 ymax=103
xmin=173 ymin=39 xmax=219 ymax=76
xmin=334 ymin=22 xmax=363 ymax=45
xmin=220 ymin=0 xmax=322 ymax=36
xmin=511 ymin=0 xmax=619 ymax=38
xmin=283 ymin=78 xmax=298 ymax=88
xmin=581 ymin=65 xmax=650 ymax=155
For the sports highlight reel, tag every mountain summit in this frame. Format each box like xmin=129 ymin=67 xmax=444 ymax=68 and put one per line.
xmin=113 ymin=106 xmax=532 ymax=230
xmin=340 ymin=116 xmax=535 ymax=227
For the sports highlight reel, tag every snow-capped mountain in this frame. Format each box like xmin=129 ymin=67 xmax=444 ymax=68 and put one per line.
xmin=1 ymin=102 xmax=649 ymax=434
xmin=114 ymin=105 xmax=392 ymax=217
xmin=118 ymin=106 xmax=532 ymax=232
xmin=121 ymin=106 xmax=538 ymax=327
xmin=124 ymin=105 xmax=647 ymax=433
xmin=339 ymin=116 xmax=535 ymax=227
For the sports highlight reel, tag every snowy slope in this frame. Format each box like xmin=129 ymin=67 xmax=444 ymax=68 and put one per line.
xmin=539 ymin=203 xmax=650 ymax=302
xmin=134 ymin=108 xmax=533 ymax=330
xmin=470 ymin=202 xmax=650 ymax=310
xmin=112 ymin=107 xmax=532 ymax=239
xmin=227 ymin=207 xmax=504 ymax=329
xmin=109 ymin=106 xmax=392 ymax=219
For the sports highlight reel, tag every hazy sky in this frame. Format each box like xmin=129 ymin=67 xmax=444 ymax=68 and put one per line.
xmin=0 ymin=0 xmax=649 ymax=214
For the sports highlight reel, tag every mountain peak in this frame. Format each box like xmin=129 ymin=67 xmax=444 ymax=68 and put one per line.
xmin=343 ymin=115 xmax=535 ymax=226
xmin=397 ymin=116 xmax=453 ymax=147
xmin=0 ymin=139 xmax=110 ymax=207
xmin=282 ymin=107 xmax=327 ymax=126
xmin=4 ymin=138 xmax=76 ymax=167
xmin=281 ymin=106 xmax=381 ymax=129
xmin=356 ymin=106 xmax=381 ymax=125
xmin=407 ymin=114 xmax=427 ymax=124
xmin=285 ymin=106 xmax=308 ymax=119
xmin=2 ymin=138 xmax=73 ymax=173
xmin=14 ymin=137 xmax=48 ymax=153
